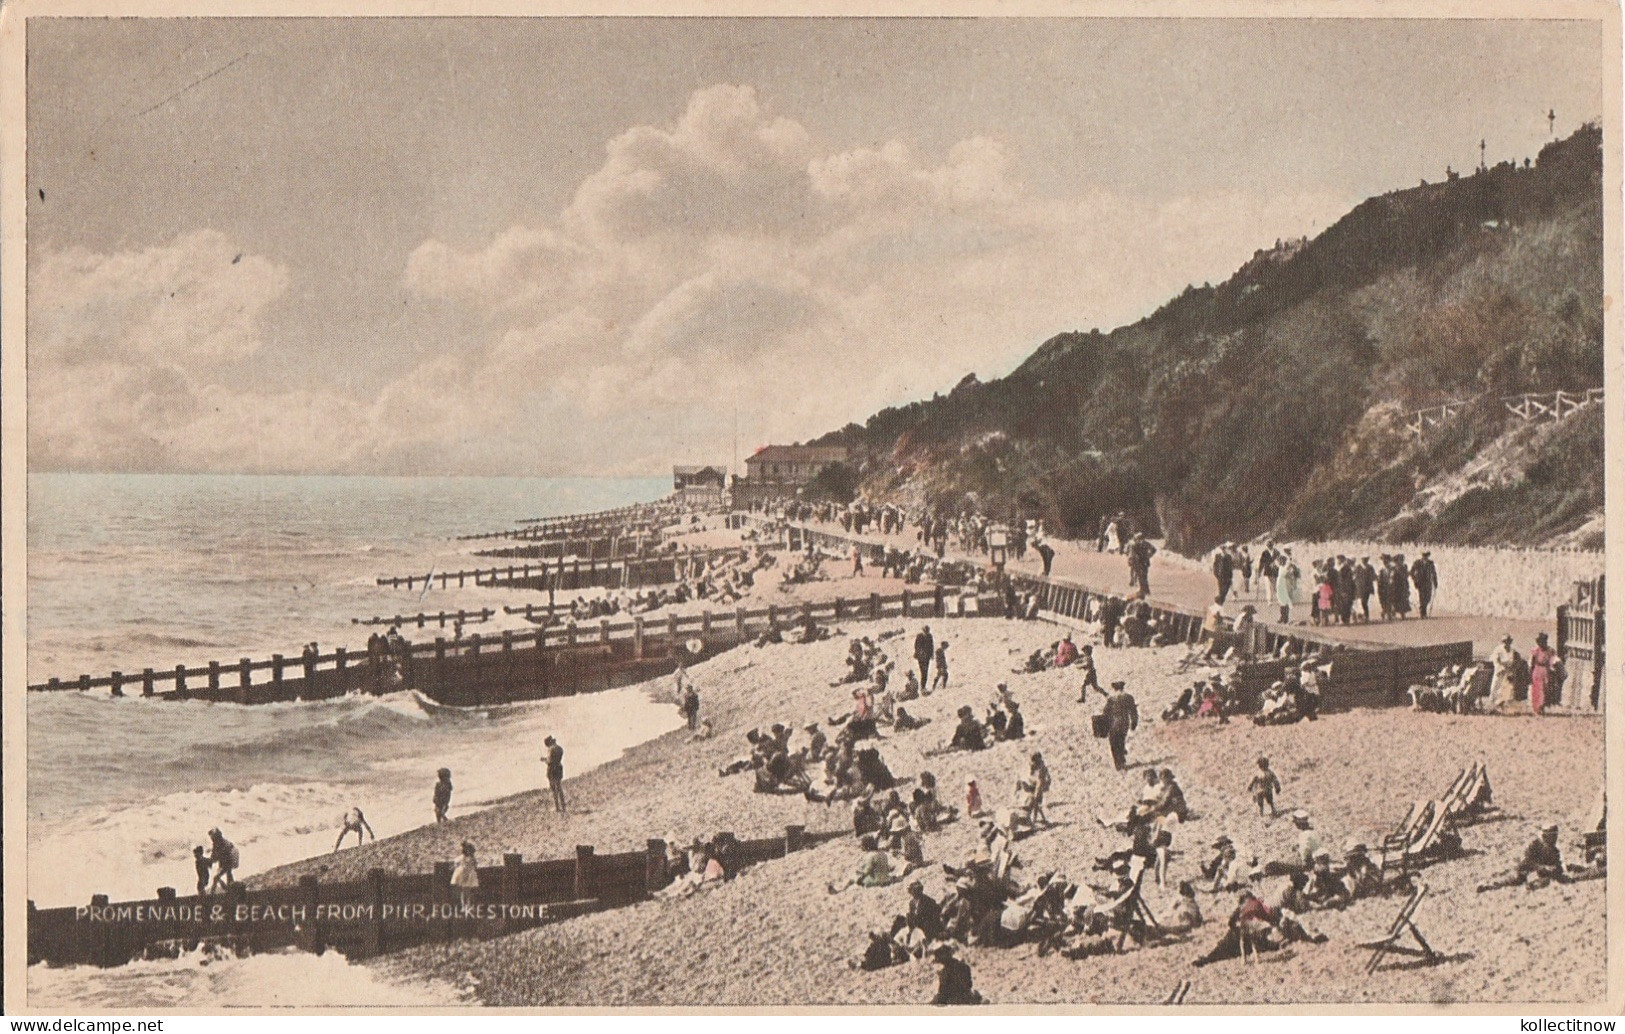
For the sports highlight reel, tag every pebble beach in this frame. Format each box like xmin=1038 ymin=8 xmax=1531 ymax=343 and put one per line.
xmin=247 ymin=603 xmax=1605 ymax=1007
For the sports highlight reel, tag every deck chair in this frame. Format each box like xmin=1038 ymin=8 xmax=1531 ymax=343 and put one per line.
xmin=1102 ymin=864 xmax=1162 ymax=951
xmin=1379 ymin=801 xmax=1431 ymax=869
xmin=1379 ymin=800 xmax=1449 ymax=875
xmin=1359 ymin=882 xmax=1440 ymax=974
xmin=1164 ymin=979 xmax=1192 ymax=1005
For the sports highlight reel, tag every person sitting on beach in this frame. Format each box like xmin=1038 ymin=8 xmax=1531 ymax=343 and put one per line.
xmin=207 ymin=828 xmax=239 ymax=892
xmin=1015 ymin=648 xmax=1051 ymax=675
xmin=946 ymin=707 xmax=988 ymax=753
xmin=433 ymin=768 xmax=453 ymax=824
xmin=1054 ymin=634 xmax=1078 ymax=668
xmin=333 ymin=806 xmax=376 ymax=852
xmin=899 ymin=670 xmax=922 ymax=702
xmin=1199 ymin=835 xmax=1247 ymax=894
xmin=890 ymin=880 xmax=945 ymax=954
xmin=450 ymin=841 xmax=479 ymax=909
xmin=193 ymin=846 xmax=213 ymax=896
xmin=828 ymin=834 xmax=902 ymax=893
xmin=852 ymin=928 xmax=910 ymax=972
xmin=997 ymin=702 xmax=1026 ymax=741
xmin=1478 ymin=823 xmax=1571 ymax=891
xmin=1167 ymin=880 xmax=1205 ymax=933
xmin=1303 ymin=851 xmax=1350 ymax=909
xmin=1163 ymin=683 xmax=1199 ymax=722
xmin=929 ymin=945 xmax=984 ymax=1006
xmin=801 ymin=722 xmax=829 ymax=761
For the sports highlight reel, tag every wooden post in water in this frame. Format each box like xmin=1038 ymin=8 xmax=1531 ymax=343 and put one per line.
xmin=208 ymin=662 xmax=220 ymax=691
xmin=633 ymin=617 xmax=645 ymax=660
xmin=110 ymin=671 xmax=124 ymax=698
xmin=334 ymin=647 xmax=347 ymax=693
xmin=79 ymin=674 xmax=91 ymax=693
xmin=271 ymin=655 xmax=284 ymax=693
xmin=174 ymin=665 xmax=186 ymax=695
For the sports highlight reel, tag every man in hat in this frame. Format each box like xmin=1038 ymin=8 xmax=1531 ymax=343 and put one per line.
xmin=1127 ymin=533 xmax=1157 ymax=597
xmin=914 ymin=625 xmax=935 ymax=688
xmin=929 ymin=944 xmax=983 ymax=1005
xmin=1102 ymin=680 xmax=1139 ymax=771
xmin=1212 ymin=543 xmax=1235 ymax=604
xmin=1478 ymin=824 xmax=1567 ymax=891
xmin=1411 ymin=551 xmax=1440 ymax=619
xmin=895 ymin=879 xmax=945 ymax=947
xmin=1355 ymin=556 xmax=1377 ymax=622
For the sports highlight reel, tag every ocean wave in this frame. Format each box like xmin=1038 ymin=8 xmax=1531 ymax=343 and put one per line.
xmin=27 ymin=945 xmax=467 ymax=1009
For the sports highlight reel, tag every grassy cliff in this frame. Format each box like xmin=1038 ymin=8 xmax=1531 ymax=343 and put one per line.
xmin=809 ymin=125 xmax=1604 ymax=553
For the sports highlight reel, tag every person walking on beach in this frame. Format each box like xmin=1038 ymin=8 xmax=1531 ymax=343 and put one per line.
xmin=1102 ymin=680 xmax=1139 ymax=771
xmin=1529 ymin=632 xmax=1557 ymax=716
xmin=434 ymin=768 xmax=453 ymax=823
xmin=1075 ymin=644 xmax=1103 ymax=701
xmin=193 ymin=846 xmax=212 ymax=896
xmin=681 ymin=684 xmax=702 ymax=731
xmin=450 ymin=841 xmax=479 ymax=909
xmin=931 ymin=640 xmax=949 ymax=692
xmin=852 ymin=544 xmax=865 ymax=578
xmin=1249 ymin=757 xmax=1282 ymax=818
xmin=914 ymin=626 xmax=935 ymax=689
xmin=207 ymin=828 xmax=238 ymax=892
xmin=543 ymin=736 xmax=567 ymax=813
xmin=334 ymin=806 xmax=376 ymax=852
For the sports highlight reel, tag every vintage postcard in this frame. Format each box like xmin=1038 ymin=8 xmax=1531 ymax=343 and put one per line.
xmin=3 ymin=0 xmax=1620 ymax=1015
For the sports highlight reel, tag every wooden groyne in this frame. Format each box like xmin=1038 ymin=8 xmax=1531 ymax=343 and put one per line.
xmin=472 ymin=532 xmax=657 ymax=561
xmin=26 ymin=586 xmax=975 ymax=706
xmin=352 ymin=608 xmax=493 ymax=629
xmin=28 ymin=825 xmax=842 ymax=967
xmin=457 ymin=503 xmax=687 ymax=542
xmin=374 ymin=549 xmax=744 ymax=594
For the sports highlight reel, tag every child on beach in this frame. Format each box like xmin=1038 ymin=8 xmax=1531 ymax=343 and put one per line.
xmin=193 ymin=846 xmax=212 ymax=896
xmin=450 ymin=841 xmax=479 ymax=908
xmin=930 ymin=642 xmax=949 ymax=692
xmin=334 ymin=806 xmax=376 ymax=852
xmin=966 ymin=778 xmax=984 ymax=819
xmin=1249 ymin=757 xmax=1282 ymax=818
xmin=434 ymin=768 xmax=453 ymax=824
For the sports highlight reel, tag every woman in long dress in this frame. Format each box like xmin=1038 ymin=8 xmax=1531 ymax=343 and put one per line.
xmin=1529 ymin=632 xmax=1557 ymax=716
xmin=1276 ymin=557 xmax=1302 ymax=624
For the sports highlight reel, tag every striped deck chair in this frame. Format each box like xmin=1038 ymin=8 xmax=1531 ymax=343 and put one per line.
xmin=1359 ymin=882 xmax=1440 ymax=974
xmin=1383 ymin=799 xmax=1457 ymax=875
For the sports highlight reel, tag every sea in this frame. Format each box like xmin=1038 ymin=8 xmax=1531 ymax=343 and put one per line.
xmin=23 ymin=472 xmax=681 ymax=1008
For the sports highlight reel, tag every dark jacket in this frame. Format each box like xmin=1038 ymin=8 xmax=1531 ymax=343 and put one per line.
xmin=1103 ymin=691 xmax=1139 ymax=733
xmin=931 ymin=956 xmax=982 ymax=1006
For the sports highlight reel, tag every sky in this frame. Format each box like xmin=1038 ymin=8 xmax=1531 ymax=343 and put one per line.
xmin=24 ymin=16 xmax=1609 ymax=476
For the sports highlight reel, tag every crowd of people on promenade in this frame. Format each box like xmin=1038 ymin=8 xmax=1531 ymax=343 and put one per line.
xmin=1209 ymin=542 xmax=1443 ymax=626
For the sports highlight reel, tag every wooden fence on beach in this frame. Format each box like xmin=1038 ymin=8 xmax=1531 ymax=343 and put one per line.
xmin=472 ymin=532 xmax=658 ymax=561
xmin=26 ymin=586 xmax=981 ymax=706
xmin=374 ymin=548 xmax=743 ymax=593
xmin=27 ymin=825 xmax=843 ymax=968
xmin=456 ymin=502 xmax=685 ymax=542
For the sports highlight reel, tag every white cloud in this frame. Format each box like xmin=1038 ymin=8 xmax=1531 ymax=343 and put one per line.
xmin=32 ymin=86 xmax=1354 ymax=476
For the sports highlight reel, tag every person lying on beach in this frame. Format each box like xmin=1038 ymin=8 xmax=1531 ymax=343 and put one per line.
xmin=1199 ymin=835 xmax=1249 ymax=893
xmin=1477 ymin=823 xmax=1577 ymax=891
xmin=892 ymin=707 xmax=929 ymax=732
xmin=1162 ymin=683 xmax=1199 ymax=721
xmin=1015 ymin=648 xmax=1051 ymax=675
xmin=334 ymin=806 xmax=376 ymax=852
